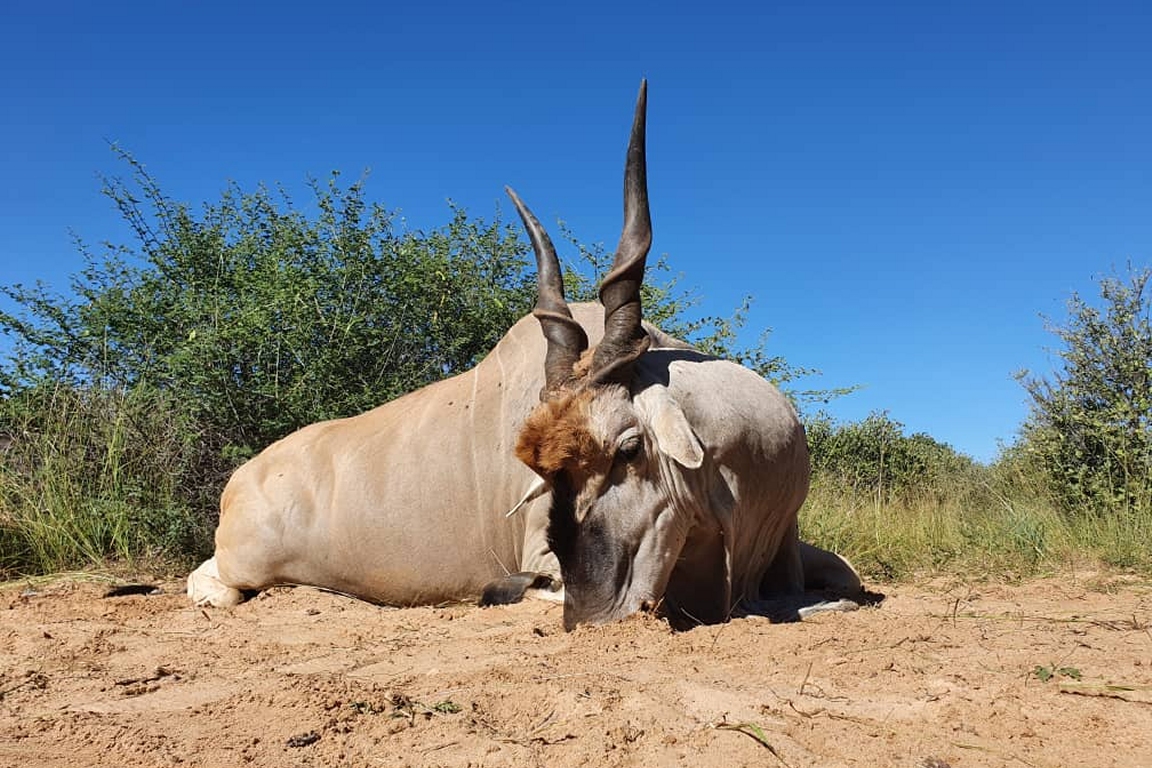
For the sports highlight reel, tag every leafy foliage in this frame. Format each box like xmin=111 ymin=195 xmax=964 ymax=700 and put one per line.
xmin=1032 ymin=664 xmax=1082 ymax=683
xmin=805 ymin=410 xmax=980 ymax=502
xmin=1015 ymin=265 xmax=1152 ymax=515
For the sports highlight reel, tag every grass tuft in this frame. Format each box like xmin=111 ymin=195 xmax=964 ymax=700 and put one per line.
xmin=0 ymin=382 xmax=213 ymax=579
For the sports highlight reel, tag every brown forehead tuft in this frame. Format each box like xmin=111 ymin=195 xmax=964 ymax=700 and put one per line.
xmin=515 ymin=390 xmax=600 ymax=476
xmin=571 ymin=348 xmax=595 ymax=380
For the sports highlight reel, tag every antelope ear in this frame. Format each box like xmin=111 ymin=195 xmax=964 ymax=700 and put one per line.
xmin=636 ymin=386 xmax=704 ymax=469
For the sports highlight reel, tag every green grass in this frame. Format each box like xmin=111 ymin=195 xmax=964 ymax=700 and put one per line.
xmin=0 ymin=382 xmax=211 ymax=579
xmin=801 ymin=479 xmax=1152 ymax=581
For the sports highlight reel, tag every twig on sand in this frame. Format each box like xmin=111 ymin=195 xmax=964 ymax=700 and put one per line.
xmin=953 ymin=741 xmax=1037 ymax=767
xmin=930 ymin=611 xmax=1149 ymax=631
xmin=1058 ymin=682 xmax=1152 ymax=704
xmin=420 ymin=740 xmax=460 ymax=754
xmin=798 ymin=661 xmax=813 ymax=696
xmin=714 ymin=721 xmax=790 ymax=767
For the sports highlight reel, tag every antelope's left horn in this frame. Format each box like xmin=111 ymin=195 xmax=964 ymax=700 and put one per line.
xmin=506 ymin=186 xmax=589 ymax=396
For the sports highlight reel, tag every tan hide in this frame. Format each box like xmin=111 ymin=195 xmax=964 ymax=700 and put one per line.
xmin=190 ymin=303 xmax=608 ymax=607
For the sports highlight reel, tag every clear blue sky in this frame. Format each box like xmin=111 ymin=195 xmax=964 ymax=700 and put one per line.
xmin=2 ymin=2 xmax=1150 ymax=462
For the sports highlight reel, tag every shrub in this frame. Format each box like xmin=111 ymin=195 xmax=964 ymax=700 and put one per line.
xmin=1015 ymin=265 xmax=1152 ymax=516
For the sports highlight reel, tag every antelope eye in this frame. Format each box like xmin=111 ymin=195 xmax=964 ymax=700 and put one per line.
xmin=616 ymin=435 xmax=643 ymax=463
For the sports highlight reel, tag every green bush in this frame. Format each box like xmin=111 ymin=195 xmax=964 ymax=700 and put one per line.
xmin=805 ymin=410 xmax=985 ymax=504
xmin=1015 ymin=265 xmax=1152 ymax=516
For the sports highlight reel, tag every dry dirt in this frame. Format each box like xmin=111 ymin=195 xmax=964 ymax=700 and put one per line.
xmin=1 ymin=574 xmax=1150 ymax=768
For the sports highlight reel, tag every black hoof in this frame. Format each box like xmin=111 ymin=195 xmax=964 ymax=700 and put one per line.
xmin=479 ymin=572 xmax=557 ymax=607
xmin=102 ymin=584 xmax=159 ymax=598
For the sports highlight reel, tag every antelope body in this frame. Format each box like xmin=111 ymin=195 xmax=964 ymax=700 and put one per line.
xmin=188 ymin=81 xmax=863 ymax=628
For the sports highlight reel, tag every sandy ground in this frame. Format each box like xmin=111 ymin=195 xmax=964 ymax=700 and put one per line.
xmin=1 ymin=574 xmax=1150 ymax=768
